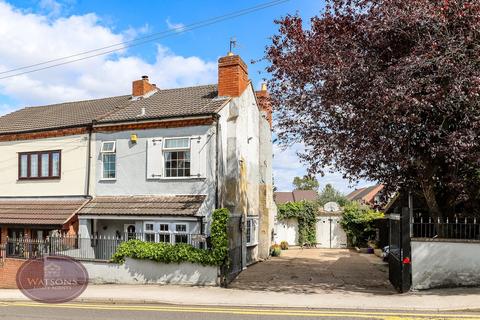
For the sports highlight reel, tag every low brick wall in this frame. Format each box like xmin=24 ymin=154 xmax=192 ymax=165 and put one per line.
xmin=0 ymin=258 xmax=25 ymax=289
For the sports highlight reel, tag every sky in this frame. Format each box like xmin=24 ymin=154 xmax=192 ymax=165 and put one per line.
xmin=0 ymin=0 xmax=371 ymax=194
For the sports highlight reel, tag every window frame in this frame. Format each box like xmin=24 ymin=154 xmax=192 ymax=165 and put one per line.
xmin=246 ymin=218 xmax=259 ymax=246
xmin=18 ymin=150 xmax=61 ymax=180
xmin=162 ymin=137 xmax=192 ymax=179
xmin=174 ymin=223 xmax=189 ymax=244
xmin=101 ymin=141 xmax=117 ymax=180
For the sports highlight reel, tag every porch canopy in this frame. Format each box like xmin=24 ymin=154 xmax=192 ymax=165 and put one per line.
xmin=0 ymin=198 xmax=87 ymax=226
xmin=78 ymin=195 xmax=206 ymax=217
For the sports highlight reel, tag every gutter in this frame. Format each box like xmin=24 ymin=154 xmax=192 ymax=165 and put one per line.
xmin=92 ymin=113 xmax=219 ymax=128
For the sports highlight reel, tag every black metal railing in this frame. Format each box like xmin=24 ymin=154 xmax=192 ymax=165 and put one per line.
xmin=412 ymin=217 xmax=480 ymax=240
xmin=5 ymin=233 xmax=207 ymax=261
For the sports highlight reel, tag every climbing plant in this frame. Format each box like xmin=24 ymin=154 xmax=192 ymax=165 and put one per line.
xmin=277 ymin=201 xmax=318 ymax=245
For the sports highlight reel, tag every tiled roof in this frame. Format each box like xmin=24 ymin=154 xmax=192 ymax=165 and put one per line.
xmin=0 ymin=84 xmax=229 ymax=134
xmin=346 ymin=185 xmax=383 ymax=202
xmin=0 ymin=198 xmax=87 ymax=225
xmin=78 ymin=195 xmax=206 ymax=217
xmin=274 ymin=190 xmax=318 ymax=204
xmin=97 ymin=85 xmax=229 ymax=123
xmin=0 ymin=95 xmax=131 ymax=134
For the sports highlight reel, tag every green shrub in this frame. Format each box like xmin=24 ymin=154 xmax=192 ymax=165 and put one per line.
xmin=340 ymin=202 xmax=384 ymax=247
xmin=270 ymin=244 xmax=282 ymax=257
xmin=111 ymin=208 xmax=230 ymax=266
xmin=280 ymin=241 xmax=289 ymax=250
xmin=277 ymin=201 xmax=317 ymax=245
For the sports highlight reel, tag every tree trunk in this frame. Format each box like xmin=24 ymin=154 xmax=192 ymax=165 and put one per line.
xmin=420 ymin=180 xmax=445 ymax=237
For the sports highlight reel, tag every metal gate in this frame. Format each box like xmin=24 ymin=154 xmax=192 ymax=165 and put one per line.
xmin=221 ymin=215 xmax=243 ymax=287
xmin=389 ymin=208 xmax=411 ymax=293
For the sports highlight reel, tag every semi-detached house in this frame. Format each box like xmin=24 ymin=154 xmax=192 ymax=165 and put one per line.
xmin=0 ymin=52 xmax=276 ymax=266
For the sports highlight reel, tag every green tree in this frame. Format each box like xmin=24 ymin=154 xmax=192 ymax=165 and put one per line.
xmin=292 ymin=175 xmax=319 ymax=191
xmin=340 ymin=202 xmax=384 ymax=247
xmin=318 ymin=184 xmax=348 ymax=207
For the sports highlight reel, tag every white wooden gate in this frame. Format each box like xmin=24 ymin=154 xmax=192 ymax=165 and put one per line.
xmin=316 ymin=216 xmax=347 ymax=248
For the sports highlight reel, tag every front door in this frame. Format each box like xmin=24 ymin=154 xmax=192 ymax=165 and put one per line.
xmin=124 ymin=224 xmax=136 ymax=240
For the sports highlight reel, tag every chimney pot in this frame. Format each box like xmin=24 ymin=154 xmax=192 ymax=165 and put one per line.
xmin=142 ymin=75 xmax=149 ymax=80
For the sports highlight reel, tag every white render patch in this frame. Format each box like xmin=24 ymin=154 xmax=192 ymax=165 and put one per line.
xmin=412 ymin=240 xmax=480 ymax=290
xmin=83 ymin=258 xmax=219 ymax=286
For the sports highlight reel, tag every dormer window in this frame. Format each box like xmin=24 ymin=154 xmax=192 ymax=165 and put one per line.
xmin=18 ymin=150 xmax=61 ymax=180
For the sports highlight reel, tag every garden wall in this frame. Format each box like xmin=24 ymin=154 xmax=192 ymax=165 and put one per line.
xmin=82 ymin=258 xmax=219 ymax=286
xmin=412 ymin=239 xmax=480 ymax=290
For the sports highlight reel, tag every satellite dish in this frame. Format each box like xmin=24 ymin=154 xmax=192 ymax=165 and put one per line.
xmin=324 ymin=202 xmax=340 ymax=212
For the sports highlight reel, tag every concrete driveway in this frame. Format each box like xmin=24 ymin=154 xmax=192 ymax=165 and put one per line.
xmin=230 ymin=248 xmax=394 ymax=295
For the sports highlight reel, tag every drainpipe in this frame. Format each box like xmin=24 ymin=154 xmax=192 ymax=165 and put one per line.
xmin=215 ymin=115 xmax=220 ymax=209
xmin=85 ymin=126 xmax=93 ymax=197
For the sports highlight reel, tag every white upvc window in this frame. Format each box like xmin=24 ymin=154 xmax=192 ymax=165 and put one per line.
xmin=101 ymin=141 xmax=116 ymax=180
xmin=144 ymin=222 xmax=156 ymax=242
xmin=174 ymin=223 xmax=189 ymax=244
xmin=142 ymin=222 xmax=189 ymax=245
xmin=163 ymin=137 xmax=191 ymax=178
xmin=159 ymin=223 xmax=171 ymax=243
xmin=246 ymin=218 xmax=258 ymax=246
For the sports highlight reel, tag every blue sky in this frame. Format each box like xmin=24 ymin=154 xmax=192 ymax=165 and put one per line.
xmin=0 ymin=0 xmax=370 ymax=193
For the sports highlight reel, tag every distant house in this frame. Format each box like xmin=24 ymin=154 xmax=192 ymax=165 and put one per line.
xmin=346 ymin=184 xmax=384 ymax=207
xmin=274 ymin=190 xmax=318 ymax=205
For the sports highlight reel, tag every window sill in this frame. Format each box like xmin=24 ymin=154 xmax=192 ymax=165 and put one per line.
xmin=247 ymin=242 xmax=258 ymax=247
xmin=99 ymin=178 xmax=117 ymax=182
xmin=18 ymin=177 xmax=61 ymax=181
xmin=156 ymin=176 xmax=206 ymax=180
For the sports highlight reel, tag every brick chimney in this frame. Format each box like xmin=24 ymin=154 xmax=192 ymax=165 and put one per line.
xmin=218 ymin=54 xmax=249 ymax=97
xmin=256 ymin=83 xmax=272 ymax=128
xmin=132 ymin=75 xmax=157 ymax=97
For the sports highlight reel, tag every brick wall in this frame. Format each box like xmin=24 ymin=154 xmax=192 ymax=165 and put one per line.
xmin=218 ymin=55 xmax=249 ymax=97
xmin=256 ymin=89 xmax=272 ymax=128
xmin=0 ymin=258 xmax=24 ymax=289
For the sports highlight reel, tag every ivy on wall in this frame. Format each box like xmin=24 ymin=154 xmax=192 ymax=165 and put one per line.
xmin=112 ymin=208 xmax=230 ymax=266
xmin=277 ymin=201 xmax=318 ymax=245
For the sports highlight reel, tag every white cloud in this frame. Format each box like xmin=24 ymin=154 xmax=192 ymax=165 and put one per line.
xmin=0 ymin=103 xmax=17 ymax=116
xmin=273 ymin=142 xmax=373 ymax=195
xmin=39 ymin=0 xmax=63 ymax=17
xmin=165 ymin=18 xmax=186 ymax=32
xmin=0 ymin=1 xmax=216 ymax=107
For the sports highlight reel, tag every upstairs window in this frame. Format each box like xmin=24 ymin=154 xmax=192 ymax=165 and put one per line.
xmin=163 ymin=138 xmax=191 ymax=178
xmin=101 ymin=141 xmax=116 ymax=180
xmin=18 ymin=151 xmax=61 ymax=180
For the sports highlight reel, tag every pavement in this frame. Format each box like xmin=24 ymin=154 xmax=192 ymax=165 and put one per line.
xmin=0 ymin=248 xmax=479 ymax=311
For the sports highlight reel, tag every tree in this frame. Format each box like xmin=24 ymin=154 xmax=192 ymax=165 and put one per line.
xmin=265 ymin=0 xmax=480 ymax=219
xmin=340 ymin=202 xmax=384 ymax=247
xmin=318 ymin=184 xmax=348 ymax=207
xmin=292 ymin=175 xmax=319 ymax=191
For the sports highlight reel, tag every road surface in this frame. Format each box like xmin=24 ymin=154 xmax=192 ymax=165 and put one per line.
xmin=0 ymin=302 xmax=479 ymax=319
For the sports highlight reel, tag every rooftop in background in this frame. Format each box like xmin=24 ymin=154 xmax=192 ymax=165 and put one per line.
xmin=346 ymin=185 xmax=384 ymax=205
xmin=274 ymin=190 xmax=318 ymax=204
xmin=0 ymin=84 xmax=229 ymax=135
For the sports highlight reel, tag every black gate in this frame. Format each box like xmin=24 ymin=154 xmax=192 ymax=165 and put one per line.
xmin=221 ymin=215 xmax=243 ymax=287
xmin=389 ymin=208 xmax=412 ymax=293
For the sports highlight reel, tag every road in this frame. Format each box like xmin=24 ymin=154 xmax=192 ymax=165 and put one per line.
xmin=0 ymin=302 xmax=480 ymax=320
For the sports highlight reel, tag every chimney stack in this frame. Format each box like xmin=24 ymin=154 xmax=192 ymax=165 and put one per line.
xmin=132 ymin=75 xmax=157 ymax=98
xmin=218 ymin=54 xmax=249 ymax=97
xmin=256 ymin=83 xmax=272 ymax=128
